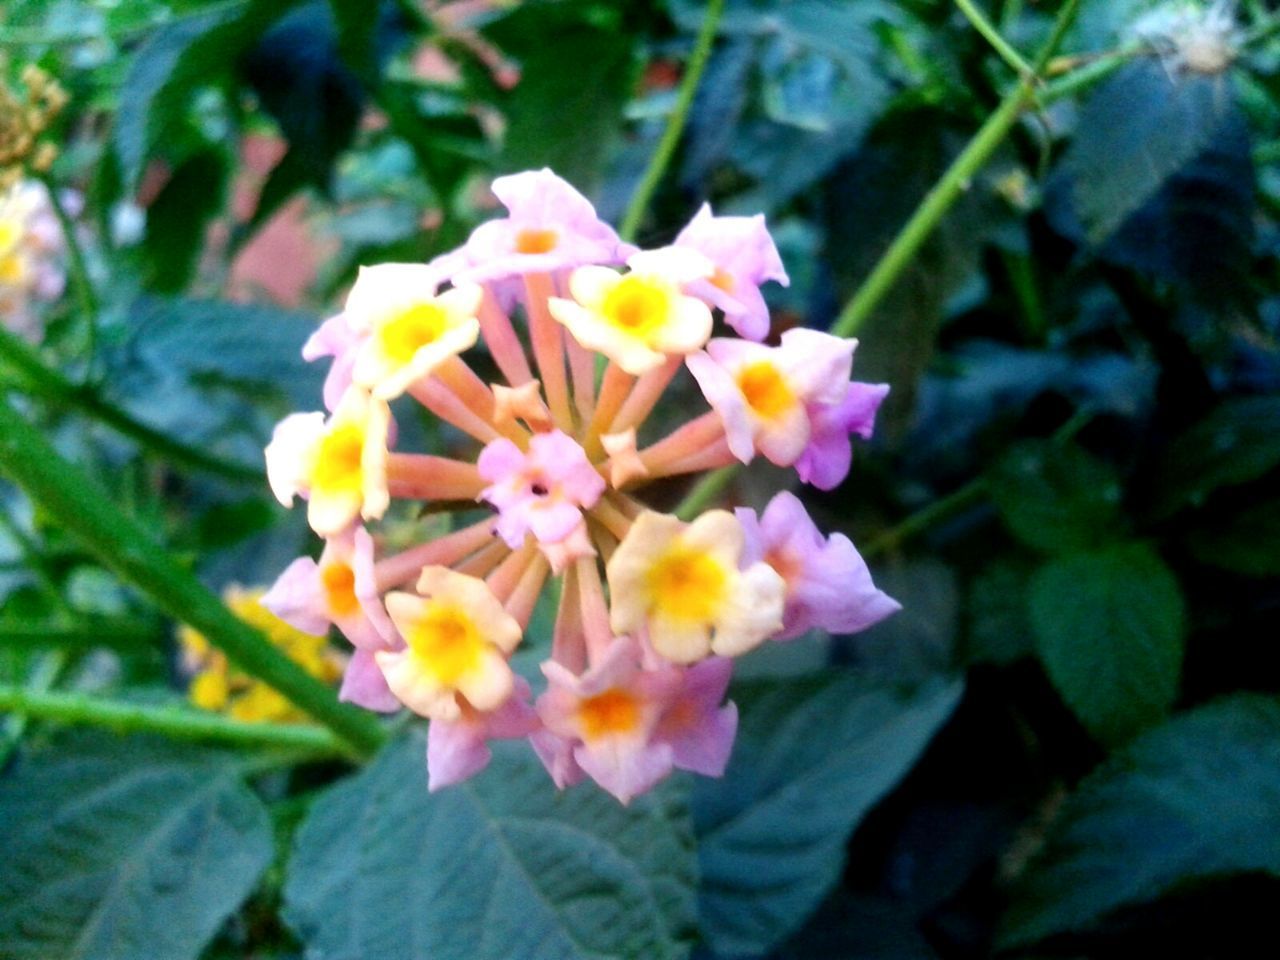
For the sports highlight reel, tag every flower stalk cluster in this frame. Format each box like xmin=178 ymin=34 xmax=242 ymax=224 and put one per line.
xmin=265 ymin=169 xmax=898 ymax=802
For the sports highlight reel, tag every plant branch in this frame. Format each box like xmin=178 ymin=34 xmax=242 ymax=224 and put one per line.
xmin=955 ymin=0 xmax=1035 ymax=77
xmin=0 ymin=327 xmax=262 ymax=484
xmin=619 ymin=0 xmax=726 ymax=243
xmin=831 ymin=0 xmax=1080 ymax=339
xmin=674 ymin=465 xmax=738 ymax=521
xmin=38 ymin=174 xmax=99 ymax=377
xmin=0 ymin=686 xmax=355 ymax=758
xmin=0 ymin=391 xmax=388 ymax=758
xmin=862 ymin=479 xmax=988 ymax=559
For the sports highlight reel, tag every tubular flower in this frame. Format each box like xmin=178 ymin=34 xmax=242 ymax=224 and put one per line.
xmin=268 ymin=169 xmax=897 ymax=801
xmin=180 ymin=586 xmax=344 ymax=724
xmin=0 ymin=180 xmax=71 ymax=341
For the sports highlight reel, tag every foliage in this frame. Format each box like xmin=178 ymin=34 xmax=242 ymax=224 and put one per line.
xmin=2 ymin=0 xmax=1280 ymax=957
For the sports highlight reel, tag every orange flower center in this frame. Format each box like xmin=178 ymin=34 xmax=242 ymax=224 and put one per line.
xmin=515 ymin=228 xmax=559 ymax=254
xmin=737 ymin=361 xmax=794 ymax=420
xmin=321 ymin=561 xmax=359 ymax=618
xmin=578 ymin=688 xmax=641 ymax=740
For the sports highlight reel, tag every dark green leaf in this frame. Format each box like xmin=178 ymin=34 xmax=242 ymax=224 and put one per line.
xmin=1001 ymin=694 xmax=1280 ymax=948
xmin=113 ymin=2 xmax=245 ymax=188
xmin=964 ymin=560 xmax=1034 ymax=666
xmin=1185 ymin=499 xmax=1280 ymax=577
xmin=986 ymin=440 xmax=1125 ymax=554
xmin=1029 ymin=543 xmax=1185 ymax=745
xmin=0 ymin=734 xmax=272 ymax=960
xmin=141 ymin=147 xmax=229 ymax=292
xmin=1064 ymin=62 xmax=1235 ymax=246
xmin=486 ymin=5 xmax=637 ymax=191
xmin=1149 ymin=396 xmax=1280 ymax=519
xmin=693 ymin=672 xmax=963 ymax=956
xmin=283 ymin=735 xmax=697 ymax=960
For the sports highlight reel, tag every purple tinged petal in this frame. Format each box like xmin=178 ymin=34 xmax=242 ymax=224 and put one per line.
xmin=261 ymin=556 xmax=330 ymax=635
xmin=427 ymin=718 xmax=492 ymax=791
xmin=655 ymin=657 xmax=739 ymax=777
xmin=574 ymin=739 xmax=675 ymax=805
xmin=686 ymin=351 xmax=755 ymax=463
xmin=340 ymin=648 xmax=402 ymax=712
xmin=794 ymin=383 xmax=889 ymax=491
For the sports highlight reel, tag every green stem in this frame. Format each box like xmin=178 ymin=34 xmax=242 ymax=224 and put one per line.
xmin=0 ymin=327 xmax=262 ymax=484
xmin=38 ymin=175 xmax=99 ymax=377
xmin=955 ymin=0 xmax=1035 ymax=77
xmin=675 ymin=465 xmax=738 ymax=521
xmin=0 ymin=392 xmax=388 ymax=757
xmin=0 ymin=651 xmax=66 ymax=767
xmin=619 ymin=0 xmax=726 ymax=243
xmin=0 ymin=503 xmax=69 ymax=615
xmin=0 ymin=616 xmax=163 ymax=652
xmin=862 ymin=478 xmax=988 ymax=559
xmin=0 ymin=686 xmax=355 ymax=758
xmin=830 ymin=0 xmax=1080 ymax=339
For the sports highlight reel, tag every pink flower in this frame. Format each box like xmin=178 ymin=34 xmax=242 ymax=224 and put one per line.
xmin=653 ymin=656 xmax=738 ymax=777
xmin=302 ymin=313 xmax=361 ymax=412
xmin=426 ymin=677 xmax=540 ymax=790
xmin=477 ymin=430 xmax=606 ymax=549
xmin=262 ymin=527 xmax=403 ymax=712
xmin=449 ymin=169 xmax=636 ymax=284
xmin=674 ymin=203 xmax=789 ymax=341
xmin=795 ymin=381 xmax=889 ymax=491
xmin=537 ymin=637 xmax=680 ymax=803
xmin=686 ymin=328 xmax=854 ymax=467
xmin=737 ymin=491 xmax=900 ymax=640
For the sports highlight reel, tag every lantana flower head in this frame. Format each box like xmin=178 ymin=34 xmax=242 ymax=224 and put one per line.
xmin=266 ymin=169 xmax=895 ymax=802
xmin=0 ymin=180 xmax=71 ymax=341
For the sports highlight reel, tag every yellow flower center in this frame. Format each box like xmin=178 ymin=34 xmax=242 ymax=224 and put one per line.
xmin=737 ymin=361 xmax=794 ymax=420
xmin=407 ymin=603 xmax=484 ymax=685
xmin=379 ymin=302 xmax=450 ymax=364
xmin=602 ymin=276 xmax=672 ymax=335
xmin=646 ymin=546 xmax=727 ymax=622
xmin=311 ymin=423 xmax=365 ymax=492
xmin=0 ymin=250 xmax=26 ymax=284
xmin=578 ymin=688 xmax=641 ymax=740
xmin=515 ymin=228 xmax=558 ymax=254
xmin=321 ymin=561 xmax=359 ymax=618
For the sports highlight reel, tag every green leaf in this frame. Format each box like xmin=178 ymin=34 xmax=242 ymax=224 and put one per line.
xmin=1149 ymin=397 xmax=1280 ymax=519
xmin=283 ymin=735 xmax=698 ymax=960
xmin=0 ymin=734 xmax=272 ymax=960
xmin=1185 ymin=499 xmax=1280 ymax=577
xmin=1029 ymin=544 xmax=1185 ymax=745
xmin=1065 ymin=62 xmax=1235 ymax=246
xmin=985 ymin=440 xmax=1125 ymax=554
xmin=693 ymin=672 xmax=963 ymax=956
xmin=964 ymin=560 xmax=1034 ymax=666
xmin=113 ymin=2 xmax=245 ymax=188
xmin=1001 ymin=694 xmax=1280 ymax=948
xmin=486 ymin=5 xmax=637 ymax=192
xmin=141 ymin=147 xmax=229 ymax=292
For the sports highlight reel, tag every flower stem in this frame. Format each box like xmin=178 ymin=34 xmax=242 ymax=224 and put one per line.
xmin=0 ymin=686 xmax=355 ymax=759
xmin=955 ymin=0 xmax=1035 ymax=78
xmin=0 ymin=326 xmax=262 ymax=484
xmin=38 ymin=174 xmax=99 ymax=378
xmin=861 ymin=479 xmax=988 ymax=559
xmin=0 ymin=652 xmax=66 ymax=768
xmin=0 ymin=391 xmax=388 ymax=758
xmin=675 ymin=464 xmax=738 ymax=521
xmin=0 ymin=616 xmax=163 ymax=652
xmin=619 ymin=0 xmax=726 ymax=243
xmin=831 ymin=0 xmax=1081 ymax=339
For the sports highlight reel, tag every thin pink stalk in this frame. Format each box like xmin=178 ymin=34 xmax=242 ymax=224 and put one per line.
xmin=567 ymin=337 xmax=596 ymax=425
xmin=647 ymin=436 xmax=736 ymax=479
xmin=455 ymin=537 xmax=511 ymax=580
xmin=505 ymin=554 xmax=550 ymax=631
xmin=589 ymin=496 xmax=634 ymax=542
xmin=477 ymin=287 xmax=534 ymax=385
xmin=373 ymin=516 xmax=497 ymax=589
xmin=609 ymin=355 xmax=682 ymax=434
xmin=633 ymin=412 xmax=726 ymax=476
xmin=575 ymin=556 xmax=613 ymax=666
xmin=523 ymin=273 xmax=574 ymax=431
xmin=485 ymin=542 xmax=537 ymax=602
xmin=409 ymin=378 xmax=503 ymax=444
xmin=386 ymin=454 xmax=484 ymax=500
xmin=584 ymin=362 xmax=634 ymax=456
xmin=551 ymin=563 xmax=586 ymax=673
xmin=436 ymin=357 xmax=526 ymax=442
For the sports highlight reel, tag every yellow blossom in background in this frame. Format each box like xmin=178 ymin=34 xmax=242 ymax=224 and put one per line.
xmin=180 ymin=586 xmax=345 ymax=724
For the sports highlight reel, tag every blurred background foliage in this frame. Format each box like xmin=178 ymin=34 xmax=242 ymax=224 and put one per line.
xmin=2 ymin=0 xmax=1280 ymax=958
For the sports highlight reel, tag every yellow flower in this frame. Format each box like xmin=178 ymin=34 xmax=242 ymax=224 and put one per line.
xmin=180 ymin=586 xmax=343 ymax=723
xmin=375 ymin=566 xmax=522 ymax=721
xmin=607 ymin=510 xmax=786 ymax=664
xmin=548 ymin=247 xmax=715 ymax=374
xmin=346 ymin=265 xmax=484 ymax=399
xmin=265 ymin=388 xmax=391 ymax=536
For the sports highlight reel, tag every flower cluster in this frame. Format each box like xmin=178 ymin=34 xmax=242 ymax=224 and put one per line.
xmin=181 ymin=586 xmax=345 ymax=724
xmin=265 ymin=169 xmax=898 ymax=802
xmin=0 ymin=180 xmax=70 ymax=341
